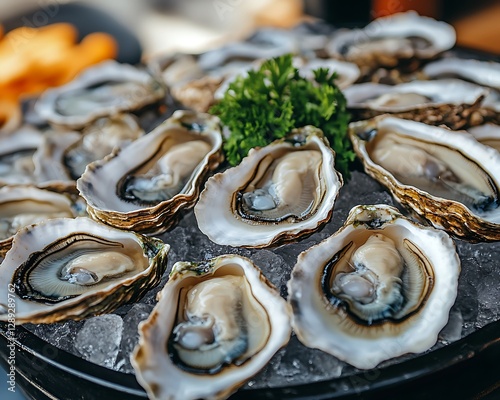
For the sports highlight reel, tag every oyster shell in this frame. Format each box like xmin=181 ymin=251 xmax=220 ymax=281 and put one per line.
xmin=468 ymin=123 xmax=500 ymax=152
xmin=197 ymin=28 xmax=297 ymax=72
xmin=295 ymin=58 xmax=360 ymax=89
xmin=131 ymin=254 xmax=291 ymax=400
xmin=0 ymin=126 xmax=44 ymax=186
xmin=36 ymin=60 xmax=165 ymax=129
xmin=350 ymin=116 xmax=500 ymax=241
xmin=77 ymin=110 xmax=223 ymax=234
xmin=213 ymin=57 xmax=360 ymax=101
xmin=0 ymin=186 xmax=85 ymax=262
xmin=344 ymin=79 xmax=488 ymax=129
xmin=0 ymin=217 xmax=169 ymax=324
xmin=288 ymin=204 xmax=460 ymax=369
xmin=33 ymin=114 xmax=144 ymax=184
xmin=327 ymin=11 xmax=455 ymax=73
xmin=423 ymin=58 xmax=500 ymax=90
xmin=194 ymin=126 xmax=343 ymax=247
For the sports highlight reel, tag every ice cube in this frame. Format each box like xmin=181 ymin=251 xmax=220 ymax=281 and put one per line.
xmin=74 ymin=314 xmax=123 ymax=369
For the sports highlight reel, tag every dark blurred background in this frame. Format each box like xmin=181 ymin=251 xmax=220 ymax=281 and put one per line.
xmin=304 ymin=0 xmax=499 ymax=23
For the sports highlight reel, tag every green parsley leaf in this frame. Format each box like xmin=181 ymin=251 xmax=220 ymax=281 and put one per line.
xmin=210 ymin=54 xmax=355 ymax=178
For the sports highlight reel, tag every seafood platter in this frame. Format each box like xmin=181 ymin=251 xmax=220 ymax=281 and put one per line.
xmin=1 ymin=10 xmax=500 ymax=400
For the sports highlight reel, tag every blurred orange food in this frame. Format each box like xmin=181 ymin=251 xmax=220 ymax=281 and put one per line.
xmin=371 ymin=0 xmax=439 ymax=18
xmin=0 ymin=22 xmax=117 ymax=132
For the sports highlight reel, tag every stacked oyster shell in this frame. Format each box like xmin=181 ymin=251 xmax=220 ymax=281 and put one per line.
xmin=3 ymin=9 xmax=500 ymax=400
xmin=77 ymin=110 xmax=224 ymax=235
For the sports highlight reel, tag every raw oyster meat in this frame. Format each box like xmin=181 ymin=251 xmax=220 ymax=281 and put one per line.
xmin=36 ymin=60 xmax=165 ymax=129
xmin=132 ymin=254 xmax=291 ymax=400
xmin=350 ymin=116 xmax=500 ymax=241
xmin=77 ymin=110 xmax=223 ymax=235
xmin=0 ymin=217 xmax=169 ymax=324
xmin=344 ymin=79 xmax=488 ymax=129
xmin=288 ymin=204 xmax=460 ymax=369
xmin=194 ymin=126 xmax=343 ymax=247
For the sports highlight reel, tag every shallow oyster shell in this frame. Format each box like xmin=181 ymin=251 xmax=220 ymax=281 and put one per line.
xmin=36 ymin=60 xmax=165 ymax=129
xmin=350 ymin=116 xmax=500 ymax=241
xmin=0 ymin=217 xmax=169 ymax=324
xmin=344 ymin=79 xmax=488 ymax=129
xmin=77 ymin=110 xmax=223 ymax=235
xmin=131 ymin=254 xmax=291 ymax=400
xmin=288 ymin=204 xmax=460 ymax=369
xmin=194 ymin=126 xmax=343 ymax=247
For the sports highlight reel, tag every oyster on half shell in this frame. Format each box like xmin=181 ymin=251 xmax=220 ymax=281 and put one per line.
xmin=288 ymin=204 xmax=460 ymax=369
xmin=77 ymin=110 xmax=223 ymax=235
xmin=327 ymin=11 xmax=455 ymax=73
xmin=350 ymin=116 xmax=500 ymax=241
xmin=131 ymin=254 xmax=291 ymax=400
xmin=33 ymin=114 xmax=144 ymax=184
xmin=194 ymin=126 xmax=343 ymax=247
xmin=36 ymin=60 xmax=165 ymax=129
xmin=0 ymin=217 xmax=169 ymax=324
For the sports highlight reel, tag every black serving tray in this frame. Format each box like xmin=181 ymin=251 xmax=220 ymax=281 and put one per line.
xmin=1 ymin=4 xmax=500 ymax=399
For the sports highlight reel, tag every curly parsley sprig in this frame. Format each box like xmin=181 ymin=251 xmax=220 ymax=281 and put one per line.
xmin=210 ymin=54 xmax=355 ymax=178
